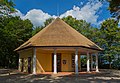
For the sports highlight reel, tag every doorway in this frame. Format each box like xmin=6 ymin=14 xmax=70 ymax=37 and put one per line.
xmin=21 ymin=58 xmax=24 ymax=72
xmin=28 ymin=57 xmax=31 ymax=73
xmin=52 ymin=53 xmax=61 ymax=72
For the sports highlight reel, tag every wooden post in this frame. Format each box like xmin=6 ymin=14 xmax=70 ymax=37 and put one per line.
xmin=18 ymin=57 xmax=21 ymax=71
xmin=33 ymin=47 xmax=36 ymax=74
xmin=75 ymin=48 xmax=78 ymax=74
xmin=54 ymin=48 xmax=57 ymax=74
xmin=87 ymin=52 xmax=90 ymax=72
xmin=96 ymin=53 xmax=99 ymax=72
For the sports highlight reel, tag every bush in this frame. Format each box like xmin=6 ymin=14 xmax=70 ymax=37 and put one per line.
xmin=112 ymin=59 xmax=120 ymax=70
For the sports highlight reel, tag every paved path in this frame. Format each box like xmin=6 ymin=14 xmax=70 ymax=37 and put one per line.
xmin=0 ymin=69 xmax=120 ymax=83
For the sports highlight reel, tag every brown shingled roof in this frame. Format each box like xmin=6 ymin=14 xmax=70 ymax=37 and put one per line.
xmin=15 ymin=18 xmax=102 ymax=51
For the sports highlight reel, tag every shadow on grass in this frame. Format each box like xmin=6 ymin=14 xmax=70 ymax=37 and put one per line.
xmin=0 ymin=70 xmax=120 ymax=83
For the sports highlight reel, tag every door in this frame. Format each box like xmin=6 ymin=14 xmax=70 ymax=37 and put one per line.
xmin=52 ymin=53 xmax=61 ymax=72
xmin=28 ymin=57 xmax=31 ymax=73
xmin=57 ymin=53 xmax=61 ymax=72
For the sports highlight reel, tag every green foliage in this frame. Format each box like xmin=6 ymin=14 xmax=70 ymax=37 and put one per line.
xmin=80 ymin=56 xmax=87 ymax=67
xmin=44 ymin=18 xmax=54 ymax=26
xmin=32 ymin=26 xmax=44 ymax=36
xmin=0 ymin=0 xmax=15 ymax=16
xmin=112 ymin=58 xmax=120 ymax=69
xmin=0 ymin=16 xmax=33 ymax=68
xmin=62 ymin=16 xmax=94 ymax=38
xmin=100 ymin=19 xmax=120 ymax=68
xmin=100 ymin=0 xmax=120 ymax=19
xmin=107 ymin=0 xmax=120 ymax=19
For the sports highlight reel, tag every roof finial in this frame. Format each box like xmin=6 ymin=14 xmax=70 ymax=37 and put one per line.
xmin=57 ymin=3 xmax=59 ymax=17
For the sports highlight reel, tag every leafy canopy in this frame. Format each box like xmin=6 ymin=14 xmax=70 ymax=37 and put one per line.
xmin=0 ymin=0 xmax=15 ymax=16
xmin=0 ymin=16 xmax=33 ymax=68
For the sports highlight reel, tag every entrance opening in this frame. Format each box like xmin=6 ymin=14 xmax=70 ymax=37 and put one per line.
xmin=21 ymin=58 xmax=24 ymax=72
xmin=52 ymin=53 xmax=61 ymax=72
xmin=28 ymin=57 xmax=31 ymax=73
xmin=81 ymin=55 xmax=87 ymax=71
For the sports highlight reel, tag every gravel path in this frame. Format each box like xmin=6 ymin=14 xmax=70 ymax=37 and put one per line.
xmin=0 ymin=69 xmax=120 ymax=83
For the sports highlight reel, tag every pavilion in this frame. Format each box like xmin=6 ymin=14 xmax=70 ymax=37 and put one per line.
xmin=15 ymin=18 xmax=102 ymax=74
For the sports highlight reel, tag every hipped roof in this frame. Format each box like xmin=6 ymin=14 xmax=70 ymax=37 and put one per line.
xmin=15 ymin=18 xmax=102 ymax=51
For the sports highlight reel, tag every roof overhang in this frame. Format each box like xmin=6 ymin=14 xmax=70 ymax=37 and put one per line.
xmin=15 ymin=46 xmax=103 ymax=53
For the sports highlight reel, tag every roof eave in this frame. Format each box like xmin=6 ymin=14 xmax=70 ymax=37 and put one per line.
xmin=15 ymin=45 xmax=103 ymax=52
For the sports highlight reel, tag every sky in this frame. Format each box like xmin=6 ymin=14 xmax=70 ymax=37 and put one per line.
xmin=12 ymin=0 xmax=112 ymax=27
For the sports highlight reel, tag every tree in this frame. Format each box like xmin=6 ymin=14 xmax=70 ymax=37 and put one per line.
xmin=100 ymin=0 xmax=120 ymax=19
xmin=100 ymin=19 xmax=120 ymax=68
xmin=107 ymin=0 xmax=120 ymax=19
xmin=0 ymin=0 xmax=15 ymax=16
xmin=32 ymin=26 xmax=44 ymax=36
xmin=44 ymin=18 xmax=54 ymax=26
xmin=0 ymin=16 xmax=33 ymax=68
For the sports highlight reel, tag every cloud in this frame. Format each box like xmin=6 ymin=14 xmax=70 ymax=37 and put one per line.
xmin=23 ymin=9 xmax=52 ymax=26
xmin=12 ymin=1 xmax=103 ymax=27
xmin=12 ymin=9 xmax=52 ymax=27
xmin=60 ymin=1 xmax=102 ymax=24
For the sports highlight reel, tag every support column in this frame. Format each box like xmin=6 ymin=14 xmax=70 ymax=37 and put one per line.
xmin=95 ymin=53 xmax=99 ymax=72
xmin=91 ymin=54 xmax=93 ymax=71
xmin=18 ymin=57 xmax=21 ymax=71
xmin=54 ymin=49 xmax=57 ymax=74
xmin=87 ymin=52 xmax=90 ymax=72
xmin=33 ymin=47 xmax=36 ymax=74
xmin=75 ymin=48 xmax=78 ymax=74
